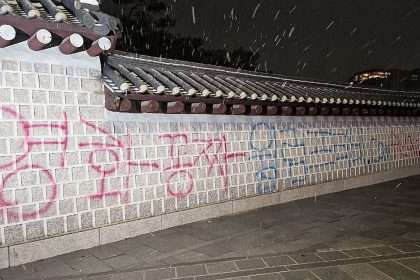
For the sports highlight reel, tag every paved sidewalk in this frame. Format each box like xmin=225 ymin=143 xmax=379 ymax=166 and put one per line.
xmin=2 ymin=175 xmax=420 ymax=279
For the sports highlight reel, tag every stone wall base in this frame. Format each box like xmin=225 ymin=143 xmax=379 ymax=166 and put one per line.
xmin=4 ymin=164 xmax=420 ymax=268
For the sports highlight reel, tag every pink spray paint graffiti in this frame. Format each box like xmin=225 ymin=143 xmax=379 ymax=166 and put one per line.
xmin=79 ymin=119 xmax=160 ymax=202
xmin=160 ymin=133 xmax=246 ymax=198
xmin=0 ymin=106 xmax=68 ymax=219
xmin=0 ymin=106 xmax=245 ymax=222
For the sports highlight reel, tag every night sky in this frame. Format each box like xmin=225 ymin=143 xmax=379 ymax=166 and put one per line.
xmin=104 ymin=0 xmax=420 ymax=83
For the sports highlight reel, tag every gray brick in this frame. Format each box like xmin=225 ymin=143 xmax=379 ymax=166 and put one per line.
xmin=95 ymin=209 xmax=109 ymax=227
xmin=39 ymin=202 xmax=57 ymax=218
xmin=164 ymin=198 xmax=176 ymax=213
xmin=81 ymin=78 xmax=102 ymax=91
xmin=6 ymin=207 xmax=20 ymax=224
xmin=124 ymin=204 xmax=138 ymax=220
xmin=208 ymin=190 xmax=219 ymax=204
xmin=5 ymin=72 xmax=20 ymax=87
xmin=67 ymin=77 xmax=81 ymax=90
xmin=66 ymin=66 xmax=74 ymax=76
xmin=0 ymin=88 xmax=12 ymax=102
xmin=32 ymin=90 xmax=48 ymax=103
xmin=90 ymin=198 xmax=104 ymax=210
xmin=75 ymin=67 xmax=88 ymax=77
xmin=21 ymin=73 xmax=37 ymax=88
xmin=20 ymin=61 xmax=33 ymax=72
xmin=66 ymin=214 xmax=79 ymax=232
xmin=89 ymin=92 xmax=103 ymax=105
xmin=2 ymin=60 xmax=18 ymax=71
xmin=47 ymin=217 xmax=65 ymax=236
xmin=139 ymin=201 xmax=152 ymax=218
xmin=153 ymin=199 xmax=163 ymax=215
xmin=110 ymin=207 xmax=123 ymax=223
xmin=26 ymin=221 xmax=45 ymax=240
xmin=177 ymin=196 xmax=188 ymax=210
xmin=4 ymin=224 xmax=24 ymax=244
xmin=53 ymin=76 xmax=66 ymax=90
xmin=39 ymin=74 xmax=52 ymax=89
xmin=81 ymin=212 xmax=93 ymax=229
xmin=51 ymin=64 xmax=64 ymax=75
xmin=59 ymin=199 xmax=75 ymax=215
xmin=34 ymin=63 xmax=50 ymax=73
xmin=79 ymin=106 xmax=104 ymax=119
xmin=89 ymin=68 xmax=101 ymax=78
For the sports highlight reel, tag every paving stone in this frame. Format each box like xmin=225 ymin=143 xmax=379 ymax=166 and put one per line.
xmin=193 ymin=244 xmax=234 ymax=257
xmin=249 ymin=273 xmax=282 ymax=280
xmin=398 ymin=257 xmax=420 ymax=274
xmin=317 ymin=251 xmax=350 ymax=261
xmin=88 ymin=244 xmax=125 ymax=260
xmin=4 ymin=224 xmax=24 ymax=244
xmin=33 ymin=258 xmax=80 ymax=279
xmin=144 ymin=267 xmax=175 ymax=280
xmin=341 ymin=249 xmax=377 ymax=258
xmin=263 ymin=256 xmax=295 ymax=267
xmin=311 ymin=266 xmax=355 ymax=280
xmin=102 ymin=254 xmax=139 ymax=269
xmin=176 ymin=264 xmax=207 ymax=277
xmin=367 ymin=246 xmax=400 ymax=256
xmin=235 ymin=258 xmax=266 ymax=270
xmin=281 ymin=270 xmax=319 ymax=280
xmin=288 ymin=253 xmax=323 ymax=264
xmin=287 ymin=257 xmax=369 ymax=271
xmin=109 ymin=271 xmax=144 ymax=280
xmin=206 ymin=261 xmax=238 ymax=274
xmin=392 ymin=244 xmax=420 ymax=253
xmin=87 ymin=272 xmax=143 ymax=280
xmin=196 ymin=267 xmax=286 ymax=280
xmin=64 ymin=254 xmax=112 ymax=274
xmin=370 ymin=261 xmax=420 ymax=280
xmin=339 ymin=263 xmax=393 ymax=280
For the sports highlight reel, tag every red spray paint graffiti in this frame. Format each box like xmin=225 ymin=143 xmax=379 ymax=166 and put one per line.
xmin=79 ymin=119 xmax=159 ymax=202
xmin=0 ymin=106 xmax=244 ymax=222
xmin=0 ymin=106 xmax=68 ymax=219
xmin=160 ymin=133 xmax=246 ymax=197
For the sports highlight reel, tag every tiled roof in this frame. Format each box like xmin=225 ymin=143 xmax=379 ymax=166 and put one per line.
xmin=103 ymin=52 xmax=420 ymax=116
xmin=0 ymin=0 xmax=118 ymax=56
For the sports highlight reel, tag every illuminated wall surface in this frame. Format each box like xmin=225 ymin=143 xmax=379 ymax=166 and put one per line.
xmin=0 ymin=56 xmax=420 ymax=267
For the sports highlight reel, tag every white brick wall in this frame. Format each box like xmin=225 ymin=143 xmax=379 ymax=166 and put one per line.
xmin=1 ymin=58 xmax=420 ymax=254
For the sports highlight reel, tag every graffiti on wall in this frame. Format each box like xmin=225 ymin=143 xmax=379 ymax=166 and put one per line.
xmin=249 ymin=122 xmax=420 ymax=191
xmin=0 ymin=107 xmax=247 ymax=219
xmin=1 ymin=105 xmax=420 ymax=221
xmin=159 ymin=133 xmax=246 ymax=197
xmin=249 ymin=123 xmax=278 ymax=194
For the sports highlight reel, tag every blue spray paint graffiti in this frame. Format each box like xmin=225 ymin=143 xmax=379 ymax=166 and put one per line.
xmin=249 ymin=122 xmax=391 ymax=191
xmin=249 ymin=123 xmax=278 ymax=194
